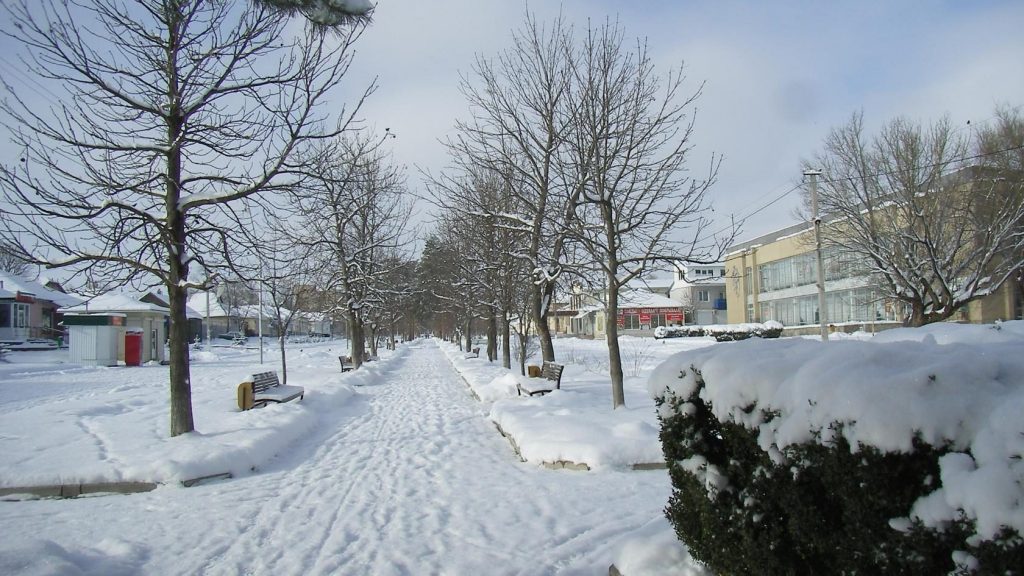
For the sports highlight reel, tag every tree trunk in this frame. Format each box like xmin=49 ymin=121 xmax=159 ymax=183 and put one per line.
xmin=165 ymin=44 xmax=194 ymax=435
xmin=906 ymin=301 xmax=926 ymax=327
xmin=501 ymin=315 xmax=511 ymax=369
xmin=487 ymin=310 xmax=497 ymax=362
xmin=532 ymin=283 xmax=556 ymax=362
xmin=369 ymin=324 xmax=378 ymax=357
xmin=167 ymin=281 xmax=195 ymax=436
xmin=279 ymin=334 xmax=288 ymax=385
xmin=349 ymin=314 xmax=365 ymax=367
xmin=517 ymin=331 xmax=527 ymax=376
xmin=606 ymin=278 xmax=626 ymax=409
xmin=463 ymin=318 xmax=472 ymax=351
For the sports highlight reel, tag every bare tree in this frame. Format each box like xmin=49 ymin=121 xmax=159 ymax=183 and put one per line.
xmin=446 ymin=12 xmax=581 ymax=363
xmin=976 ymin=105 xmax=1024 ymax=318
xmin=0 ymin=0 xmax=370 ymax=436
xmin=418 ymin=233 xmax=468 ymax=343
xmin=370 ymin=255 xmax=418 ymax=350
xmin=234 ymin=217 xmax=314 ymax=386
xmin=807 ymin=111 xmax=1024 ymax=326
xmin=566 ymin=20 xmax=726 ymax=409
xmin=290 ymin=134 xmax=411 ymax=367
xmin=426 ymin=166 xmax=533 ymax=368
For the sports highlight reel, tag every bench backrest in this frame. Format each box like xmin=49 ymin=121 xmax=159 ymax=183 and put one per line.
xmin=541 ymin=361 xmax=564 ymax=388
xmin=252 ymin=371 xmax=280 ymax=394
xmin=472 ymin=347 xmax=480 ymax=355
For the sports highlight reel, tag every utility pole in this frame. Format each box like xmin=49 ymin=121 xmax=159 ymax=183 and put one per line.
xmin=804 ymin=169 xmax=829 ymax=342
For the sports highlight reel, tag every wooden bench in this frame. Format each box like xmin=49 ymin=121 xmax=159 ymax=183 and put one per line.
xmin=516 ymin=361 xmax=565 ymax=396
xmin=465 ymin=347 xmax=480 ymax=359
xmin=339 ymin=355 xmax=353 ymax=372
xmin=237 ymin=371 xmax=304 ymax=410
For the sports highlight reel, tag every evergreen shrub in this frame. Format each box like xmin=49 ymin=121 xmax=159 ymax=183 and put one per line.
xmin=654 ymin=365 xmax=1023 ymax=575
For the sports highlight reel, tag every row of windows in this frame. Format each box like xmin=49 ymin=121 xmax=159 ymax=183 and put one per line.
xmin=757 ymin=248 xmax=866 ymax=293
xmin=757 ymin=288 xmax=903 ymax=326
xmin=678 ymin=267 xmax=725 ymax=280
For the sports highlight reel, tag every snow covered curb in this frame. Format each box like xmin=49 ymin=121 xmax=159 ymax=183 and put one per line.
xmin=438 ymin=340 xmax=665 ymax=470
xmin=648 ymin=321 xmax=1024 ymax=542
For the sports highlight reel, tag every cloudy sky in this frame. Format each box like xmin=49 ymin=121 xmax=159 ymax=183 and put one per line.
xmin=0 ymin=1 xmax=1021 ymax=250
xmin=342 ymin=0 xmax=1024 ymax=242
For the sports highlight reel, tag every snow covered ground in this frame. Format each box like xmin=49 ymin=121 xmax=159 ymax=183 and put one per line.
xmin=0 ymin=336 xmax=709 ymax=575
xmin=5 ymin=324 xmax=1016 ymax=574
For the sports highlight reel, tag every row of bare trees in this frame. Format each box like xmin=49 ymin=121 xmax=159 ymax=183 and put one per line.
xmin=804 ymin=106 xmax=1024 ymax=326
xmin=425 ymin=14 xmax=732 ymax=408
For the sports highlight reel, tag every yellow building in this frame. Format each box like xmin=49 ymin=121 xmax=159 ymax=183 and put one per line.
xmin=724 ymin=223 xmax=1021 ymax=331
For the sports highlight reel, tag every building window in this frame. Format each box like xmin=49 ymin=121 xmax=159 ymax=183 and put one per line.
xmin=698 ymin=290 xmax=710 ymax=302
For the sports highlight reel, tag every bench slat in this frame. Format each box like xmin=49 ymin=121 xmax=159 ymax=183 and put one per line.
xmin=252 ymin=371 xmax=279 ymax=394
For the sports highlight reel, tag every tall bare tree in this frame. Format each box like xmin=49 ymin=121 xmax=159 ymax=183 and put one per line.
xmin=290 ymin=134 xmax=411 ymax=367
xmin=0 ymin=0 xmax=370 ymax=436
xmin=446 ymin=12 xmax=580 ymax=363
xmin=566 ymin=20 xmax=726 ymax=409
xmin=807 ymin=110 xmax=1024 ymax=326
xmin=976 ymin=105 xmax=1024 ymax=318
xmin=426 ymin=166 xmax=533 ymax=368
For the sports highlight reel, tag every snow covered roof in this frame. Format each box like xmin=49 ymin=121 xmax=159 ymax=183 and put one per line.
xmin=0 ymin=271 xmax=83 ymax=307
xmin=60 ymin=293 xmax=169 ymax=314
xmin=619 ymin=289 xmax=683 ymax=309
xmin=187 ymin=291 xmax=229 ymax=318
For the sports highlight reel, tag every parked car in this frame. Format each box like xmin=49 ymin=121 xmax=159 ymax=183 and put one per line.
xmin=217 ymin=331 xmax=245 ymax=341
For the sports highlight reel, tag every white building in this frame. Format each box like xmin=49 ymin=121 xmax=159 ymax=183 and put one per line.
xmin=668 ymin=263 xmax=728 ymax=325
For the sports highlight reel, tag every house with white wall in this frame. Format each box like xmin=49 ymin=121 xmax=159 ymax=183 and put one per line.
xmin=669 ymin=263 xmax=728 ymax=325
xmin=0 ymin=271 xmax=82 ymax=345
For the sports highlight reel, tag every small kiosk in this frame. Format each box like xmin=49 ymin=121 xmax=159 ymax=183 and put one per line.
xmin=62 ymin=313 xmax=125 ymax=367
xmin=59 ymin=294 xmax=169 ymax=365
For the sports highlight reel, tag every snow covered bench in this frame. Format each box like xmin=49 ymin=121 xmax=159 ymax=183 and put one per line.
xmin=516 ymin=361 xmax=564 ymax=397
xmin=237 ymin=371 xmax=304 ymax=410
xmin=465 ymin=347 xmax=480 ymax=359
xmin=339 ymin=355 xmax=354 ymax=373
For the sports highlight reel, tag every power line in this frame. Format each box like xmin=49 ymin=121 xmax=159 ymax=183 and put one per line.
xmin=0 ymin=56 xmax=66 ymax=109
xmin=701 ymin=141 xmax=1024 ymax=247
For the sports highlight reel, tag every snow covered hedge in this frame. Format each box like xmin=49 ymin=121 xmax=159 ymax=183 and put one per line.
xmin=648 ymin=322 xmax=1024 ymax=574
xmin=654 ymin=321 xmax=783 ymax=342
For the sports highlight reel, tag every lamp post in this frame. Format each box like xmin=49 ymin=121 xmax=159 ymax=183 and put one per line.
xmin=804 ymin=169 xmax=829 ymax=342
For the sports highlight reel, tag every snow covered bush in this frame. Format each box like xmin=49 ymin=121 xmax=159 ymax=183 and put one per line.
xmin=654 ymin=321 xmax=783 ymax=341
xmin=649 ymin=322 xmax=1024 ymax=574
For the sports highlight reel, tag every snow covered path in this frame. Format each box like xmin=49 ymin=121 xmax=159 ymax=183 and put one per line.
xmin=0 ymin=340 xmax=671 ymax=575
